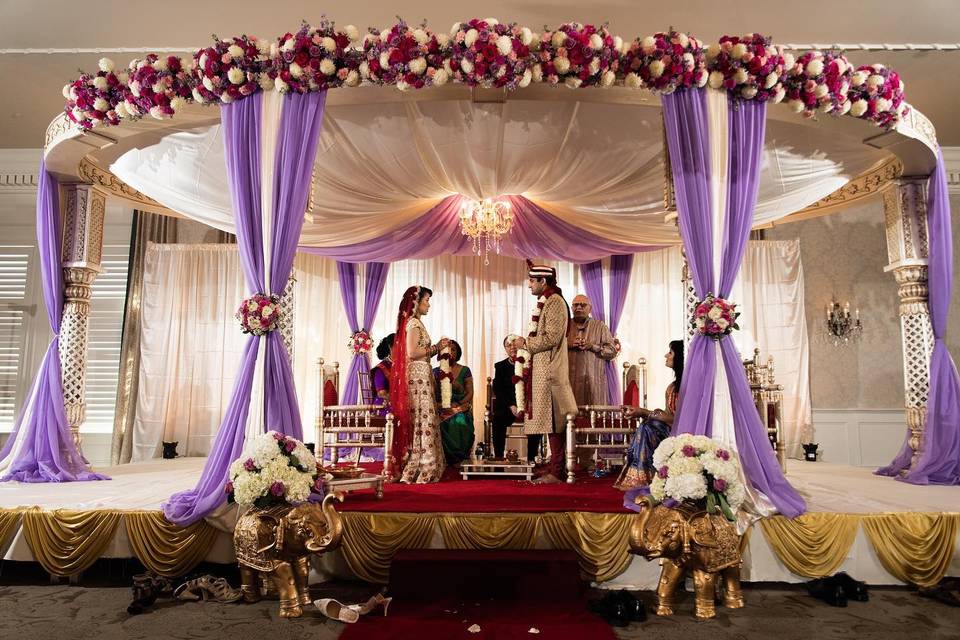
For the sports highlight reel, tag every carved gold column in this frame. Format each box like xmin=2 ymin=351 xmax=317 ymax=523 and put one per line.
xmin=59 ymin=183 xmax=105 ymax=454
xmin=883 ymin=178 xmax=934 ymax=471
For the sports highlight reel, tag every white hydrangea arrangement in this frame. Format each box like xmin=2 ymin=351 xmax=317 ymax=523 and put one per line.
xmin=649 ymin=434 xmax=746 ymax=521
xmin=226 ymin=431 xmax=322 ymax=508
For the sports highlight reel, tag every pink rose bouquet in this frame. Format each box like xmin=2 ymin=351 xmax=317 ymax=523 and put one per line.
xmin=191 ymin=35 xmax=269 ymax=104
xmin=120 ymin=54 xmax=192 ymax=120
xmin=63 ymin=58 xmax=124 ymax=129
xmin=620 ymin=30 xmax=708 ymax=93
xmin=348 ymin=330 xmax=375 ymax=355
xmin=534 ymin=22 xmax=622 ymax=88
xmin=361 ymin=20 xmax=448 ymax=89
xmin=847 ymin=63 xmax=908 ymax=129
xmin=706 ymin=33 xmax=788 ymax=102
xmin=693 ymin=294 xmax=740 ymax=340
xmin=783 ymin=51 xmax=853 ymax=117
xmin=236 ymin=293 xmax=281 ymax=336
xmin=445 ymin=18 xmax=536 ymax=89
xmin=270 ymin=20 xmax=362 ymax=94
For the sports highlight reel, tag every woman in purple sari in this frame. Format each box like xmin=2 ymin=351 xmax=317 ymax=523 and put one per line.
xmin=370 ymin=334 xmax=394 ymax=416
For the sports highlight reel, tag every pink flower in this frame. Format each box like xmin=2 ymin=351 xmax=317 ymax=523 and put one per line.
xmin=682 ymin=445 xmax=697 ymax=457
xmin=225 ymin=481 xmax=234 ymax=494
xmin=270 ymin=481 xmax=285 ymax=497
xmin=713 ymin=478 xmax=728 ymax=492
xmin=272 ymin=432 xmax=284 ymax=441
xmin=716 ymin=449 xmax=730 ymax=460
xmin=243 ymin=458 xmax=256 ymax=471
xmin=657 ymin=466 xmax=669 ymax=478
xmin=284 ymin=440 xmax=297 ymax=453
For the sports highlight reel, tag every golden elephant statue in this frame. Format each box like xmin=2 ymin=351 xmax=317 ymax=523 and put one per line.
xmin=628 ymin=500 xmax=744 ymax=619
xmin=233 ymin=494 xmax=343 ymax=618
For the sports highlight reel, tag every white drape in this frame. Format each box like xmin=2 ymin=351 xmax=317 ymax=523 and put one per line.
xmin=132 ymin=243 xmax=810 ymax=463
xmin=111 ymin=100 xmax=888 ymax=249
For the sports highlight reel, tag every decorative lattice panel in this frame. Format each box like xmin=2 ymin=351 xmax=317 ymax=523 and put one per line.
xmin=278 ymin=273 xmax=296 ymax=363
xmin=901 ymin=311 xmax=934 ymax=410
xmin=58 ymin=302 xmax=90 ymax=425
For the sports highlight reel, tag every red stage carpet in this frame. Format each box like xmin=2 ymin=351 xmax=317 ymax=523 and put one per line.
xmin=339 ymin=549 xmax=616 ymax=640
xmin=339 ymin=465 xmax=631 ymax=513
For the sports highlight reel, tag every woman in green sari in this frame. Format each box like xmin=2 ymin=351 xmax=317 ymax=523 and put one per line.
xmin=433 ymin=340 xmax=475 ymax=465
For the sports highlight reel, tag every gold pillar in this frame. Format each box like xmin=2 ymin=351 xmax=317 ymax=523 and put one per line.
xmin=883 ymin=179 xmax=934 ymax=471
xmin=59 ymin=183 xmax=105 ymax=454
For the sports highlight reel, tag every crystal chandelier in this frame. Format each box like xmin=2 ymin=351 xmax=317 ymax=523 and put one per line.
xmin=459 ymin=197 xmax=513 ymax=265
xmin=821 ymin=300 xmax=863 ymax=347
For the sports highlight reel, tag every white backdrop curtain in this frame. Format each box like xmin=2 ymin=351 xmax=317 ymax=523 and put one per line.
xmin=132 ymin=241 xmax=810 ymax=461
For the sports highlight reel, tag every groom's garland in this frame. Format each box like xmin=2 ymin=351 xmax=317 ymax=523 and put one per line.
xmin=514 ymin=294 xmax=548 ymax=419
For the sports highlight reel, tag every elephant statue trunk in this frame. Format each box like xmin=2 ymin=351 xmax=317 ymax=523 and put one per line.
xmin=628 ymin=501 xmax=744 ymax=619
xmin=234 ymin=493 xmax=344 ymax=618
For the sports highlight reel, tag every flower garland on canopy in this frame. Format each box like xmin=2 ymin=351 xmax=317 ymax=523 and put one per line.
xmin=693 ymin=294 xmax=740 ymax=340
xmin=347 ymin=329 xmax=374 ymax=356
xmin=61 ymin=20 xmax=912 ymax=133
xmin=236 ymin=293 xmax=281 ymax=336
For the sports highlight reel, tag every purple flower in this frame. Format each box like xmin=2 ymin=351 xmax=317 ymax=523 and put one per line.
xmin=681 ymin=445 xmax=697 ymax=457
xmin=284 ymin=440 xmax=297 ymax=453
xmin=713 ymin=478 xmax=728 ymax=491
xmin=243 ymin=458 xmax=256 ymax=471
xmin=270 ymin=481 xmax=285 ymax=497
xmin=657 ymin=466 xmax=669 ymax=479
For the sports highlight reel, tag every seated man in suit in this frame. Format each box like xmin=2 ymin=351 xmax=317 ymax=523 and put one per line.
xmin=491 ymin=334 xmax=521 ymax=459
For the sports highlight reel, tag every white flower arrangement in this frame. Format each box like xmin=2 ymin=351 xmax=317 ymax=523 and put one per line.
xmin=649 ymin=434 xmax=746 ymax=521
xmin=439 ymin=342 xmax=453 ymax=409
xmin=226 ymin=431 xmax=322 ymax=509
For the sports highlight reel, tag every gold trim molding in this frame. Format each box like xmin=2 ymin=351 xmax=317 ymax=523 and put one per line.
xmin=775 ymin=157 xmax=903 ymax=225
xmin=77 ymin=157 xmax=168 ymax=213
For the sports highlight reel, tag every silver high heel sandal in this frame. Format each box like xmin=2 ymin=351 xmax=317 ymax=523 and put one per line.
xmin=314 ymin=598 xmax=361 ymax=623
xmin=349 ymin=592 xmax=393 ymax=616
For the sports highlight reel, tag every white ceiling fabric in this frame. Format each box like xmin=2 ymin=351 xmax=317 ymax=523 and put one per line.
xmin=111 ymin=95 xmax=888 ymax=248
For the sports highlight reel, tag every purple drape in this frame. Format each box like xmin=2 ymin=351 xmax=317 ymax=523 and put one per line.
xmin=878 ymin=150 xmax=960 ymax=484
xmin=0 ymin=162 xmax=108 ymax=483
xmin=663 ymin=89 xmax=805 ymax=518
xmin=301 ymin=195 xmax=651 ymax=263
xmin=579 ymin=260 xmax=623 ymax=405
xmin=163 ymin=90 xmax=326 ymax=525
xmin=338 ymin=262 xmax=390 ymax=404
xmin=607 ymin=254 xmax=633 ymax=404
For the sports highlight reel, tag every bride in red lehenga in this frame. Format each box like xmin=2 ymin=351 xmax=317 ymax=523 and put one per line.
xmin=388 ymin=286 xmax=448 ymax=484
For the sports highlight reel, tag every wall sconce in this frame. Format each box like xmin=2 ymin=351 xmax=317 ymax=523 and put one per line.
xmin=822 ymin=300 xmax=862 ymax=347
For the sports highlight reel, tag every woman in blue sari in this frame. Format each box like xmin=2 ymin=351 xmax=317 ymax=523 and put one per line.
xmin=615 ymin=340 xmax=683 ymax=490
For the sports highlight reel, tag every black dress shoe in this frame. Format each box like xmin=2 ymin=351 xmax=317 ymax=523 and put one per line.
xmin=616 ymin=590 xmax=647 ymax=622
xmin=833 ymin=572 xmax=869 ymax=602
xmin=588 ymin=593 xmax=631 ymax=627
xmin=806 ymin=577 xmax=848 ymax=607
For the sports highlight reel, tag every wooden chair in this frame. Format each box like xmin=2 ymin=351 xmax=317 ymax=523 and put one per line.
xmin=564 ymin=407 xmax=638 ymax=484
xmin=622 ymin=358 xmax=648 ymax=407
xmin=743 ymin=348 xmax=786 ymax=471
xmin=357 ymin=368 xmax=377 ymax=405
xmin=484 ymin=376 xmax=531 ymax=459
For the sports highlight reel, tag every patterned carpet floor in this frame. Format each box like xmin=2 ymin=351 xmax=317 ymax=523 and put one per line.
xmin=1 ymin=580 xmax=958 ymax=640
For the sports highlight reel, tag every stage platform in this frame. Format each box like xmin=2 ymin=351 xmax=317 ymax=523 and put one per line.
xmin=1 ymin=458 xmax=958 ymax=588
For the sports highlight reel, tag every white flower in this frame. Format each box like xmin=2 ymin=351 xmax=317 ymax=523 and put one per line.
xmin=281 ymin=38 xmax=296 ymax=52
xmin=465 ymin=29 xmax=479 ymax=48
xmin=519 ymin=68 xmax=532 ymax=88
xmin=170 ymin=96 xmax=186 ymax=113
xmin=707 ymin=306 xmax=723 ymax=320
xmin=345 ymin=25 xmax=360 ymax=42
xmin=839 ymin=99 xmax=851 ymax=115
xmin=600 ymin=70 xmax=615 ymax=87
xmin=359 ymin=61 xmax=371 ymax=78
xmin=733 ymin=68 xmax=748 ymax=85
xmin=93 ymin=97 xmax=109 ymax=112
xmin=814 ymin=83 xmax=830 ymax=98
xmin=397 ymin=79 xmax=410 ymax=91
xmin=152 ymin=81 xmax=165 ymax=94
xmin=851 ymin=71 xmax=867 ymax=87
xmin=483 ymin=18 xmax=499 ymax=26
xmin=764 ymin=72 xmax=778 ymax=89
xmin=98 ymin=57 xmax=115 ymax=72
xmin=228 ymin=67 xmax=246 ymax=84
xmin=192 ymin=87 xmax=205 ymax=102
xmin=450 ymin=22 xmax=461 ymax=36
xmin=716 ymin=317 xmax=730 ymax=329
xmin=586 ymin=57 xmax=599 ymax=75
xmin=409 ymin=57 xmax=427 ymax=75
xmin=319 ymin=58 xmax=336 ymax=76
xmin=379 ymin=51 xmax=390 ymax=70
xmin=497 ymin=34 xmax=513 ymax=56
xmin=773 ymin=87 xmax=786 ymax=103
xmin=412 ymin=29 xmax=429 ymax=45
xmin=257 ymin=39 xmax=272 ymax=56
xmin=648 ymin=59 xmax=665 ymax=78
xmin=114 ymin=102 xmax=130 ymax=118
xmin=436 ymin=33 xmax=450 ymax=47
xmin=62 ymin=83 xmax=72 ymax=99
xmin=149 ymin=105 xmax=164 ymax=119
xmin=564 ymin=76 xmax=582 ymax=89
xmin=461 ymin=59 xmax=474 ymax=74
xmin=682 ymin=52 xmax=694 ymax=69
xmin=228 ymin=44 xmax=244 ymax=59
xmin=259 ymin=75 xmax=275 ymax=91
xmin=850 ymin=99 xmax=867 ymax=117
xmin=345 ymin=70 xmax=360 ymax=87
xmin=551 ymin=31 xmax=566 ymax=49
xmin=867 ymin=74 xmax=885 ymax=88
xmin=806 ymin=58 xmax=824 ymax=77
xmin=93 ymin=76 xmax=108 ymax=91
xmin=731 ymin=43 xmax=747 ymax=59
xmin=788 ymin=98 xmax=805 ymax=113
xmin=677 ymin=33 xmax=690 ymax=48
xmin=554 ymin=57 xmax=570 ymax=74
xmin=379 ymin=31 xmax=389 ymax=44
xmin=321 ymin=37 xmax=337 ymax=53
xmin=589 ymin=34 xmax=603 ymax=50
xmin=433 ymin=69 xmax=450 ymax=85
xmin=708 ymin=70 xmax=724 ymax=89
xmin=783 ymin=52 xmax=795 ymax=70
xmin=532 ymin=64 xmax=544 ymax=83
xmin=289 ymin=62 xmax=303 ymax=79
xmin=71 ymin=107 xmax=84 ymax=121
xmin=521 ymin=27 xmax=534 ymax=46
xmin=741 ymin=86 xmax=757 ymax=99
xmin=875 ymin=97 xmax=892 ymax=113
xmin=624 ymin=72 xmax=641 ymax=88
xmin=640 ymin=35 xmax=656 ymax=54
xmin=706 ymin=43 xmax=721 ymax=60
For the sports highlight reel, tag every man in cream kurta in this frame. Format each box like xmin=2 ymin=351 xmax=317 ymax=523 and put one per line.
xmin=567 ymin=294 xmax=617 ymax=406
xmin=515 ymin=262 xmax=577 ymax=484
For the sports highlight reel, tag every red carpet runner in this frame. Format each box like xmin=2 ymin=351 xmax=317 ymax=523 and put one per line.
xmin=339 ymin=464 xmax=630 ymax=513
xmin=339 ymin=549 xmax=616 ymax=640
